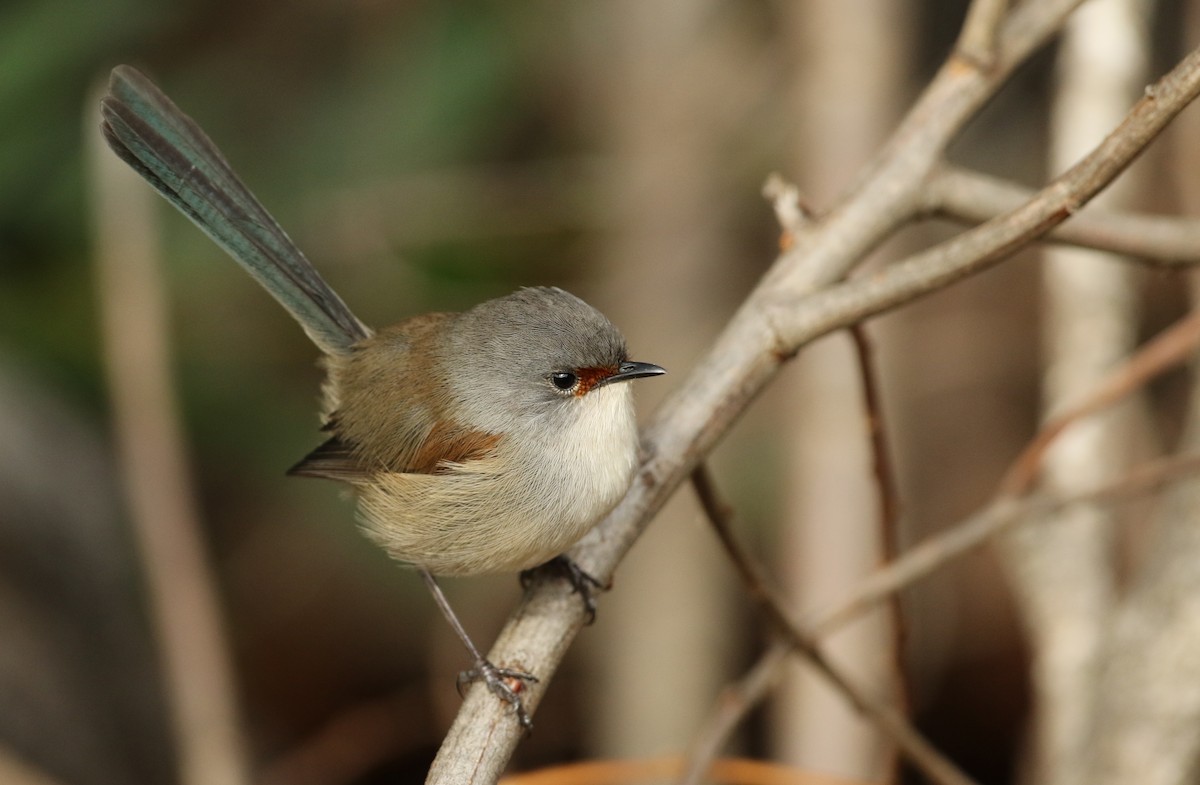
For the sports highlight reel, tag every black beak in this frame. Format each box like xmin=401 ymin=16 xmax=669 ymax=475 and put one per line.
xmin=596 ymin=360 xmax=667 ymax=388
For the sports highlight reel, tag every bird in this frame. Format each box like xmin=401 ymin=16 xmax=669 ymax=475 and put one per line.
xmin=99 ymin=64 xmax=665 ymax=728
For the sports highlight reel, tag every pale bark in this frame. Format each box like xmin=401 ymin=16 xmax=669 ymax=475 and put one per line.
xmin=772 ymin=1 xmax=909 ymax=780
xmin=1000 ymin=2 xmax=1151 ymax=783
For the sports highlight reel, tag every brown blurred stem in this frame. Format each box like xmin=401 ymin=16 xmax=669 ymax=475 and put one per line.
xmin=678 ymin=644 xmax=790 ymax=785
xmin=0 ymin=746 xmax=67 ymax=785
xmin=811 ymin=452 xmax=1200 ymax=637
xmin=677 ymin=448 xmax=1200 ymax=785
xmin=87 ymin=81 xmax=249 ymax=785
xmin=1000 ymin=306 xmax=1200 ymax=495
xmin=678 ymin=221 xmax=908 ymax=785
xmin=814 ymin=295 xmax=1200 ymax=634
xmin=847 ymin=323 xmax=907 ymax=780
xmin=689 ymin=465 xmax=979 ymax=785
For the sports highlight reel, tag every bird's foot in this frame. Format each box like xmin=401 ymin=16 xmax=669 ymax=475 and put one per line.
xmin=457 ymin=659 xmax=539 ymax=731
xmin=521 ymin=555 xmax=607 ymax=624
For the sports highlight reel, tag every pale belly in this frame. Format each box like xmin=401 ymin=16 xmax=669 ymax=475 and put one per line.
xmin=354 ymin=385 xmax=639 ymax=575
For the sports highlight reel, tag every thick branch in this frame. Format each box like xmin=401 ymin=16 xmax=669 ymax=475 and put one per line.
xmin=425 ymin=20 xmax=1200 ymax=785
xmin=768 ymin=0 xmax=1085 ymax=295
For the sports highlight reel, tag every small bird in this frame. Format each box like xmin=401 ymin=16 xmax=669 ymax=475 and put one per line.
xmin=100 ymin=65 xmax=664 ymax=728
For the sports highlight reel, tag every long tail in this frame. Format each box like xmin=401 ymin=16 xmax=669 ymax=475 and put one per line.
xmin=99 ymin=65 xmax=370 ymax=356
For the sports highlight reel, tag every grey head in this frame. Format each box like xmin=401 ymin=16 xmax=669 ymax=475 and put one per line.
xmin=440 ymin=287 xmax=664 ymax=428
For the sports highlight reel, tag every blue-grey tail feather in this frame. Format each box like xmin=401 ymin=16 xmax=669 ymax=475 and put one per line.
xmin=100 ymin=65 xmax=370 ymax=356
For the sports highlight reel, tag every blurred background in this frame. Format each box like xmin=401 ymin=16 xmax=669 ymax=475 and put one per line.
xmin=3 ymin=1 xmax=1199 ymax=784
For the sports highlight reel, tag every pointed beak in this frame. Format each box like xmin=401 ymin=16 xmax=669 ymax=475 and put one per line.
xmin=596 ymin=360 xmax=667 ymax=388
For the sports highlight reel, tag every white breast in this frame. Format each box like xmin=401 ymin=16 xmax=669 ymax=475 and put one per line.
xmin=354 ymin=383 xmax=640 ymax=576
xmin=527 ymin=383 xmax=639 ymax=527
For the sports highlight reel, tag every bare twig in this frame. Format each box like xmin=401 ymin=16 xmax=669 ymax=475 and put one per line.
xmin=956 ymin=0 xmax=1009 ymax=69
xmin=763 ymin=173 xmax=812 ymax=238
xmin=680 ymin=326 xmax=903 ymax=785
xmin=86 ymin=83 xmax=249 ymax=785
xmin=847 ymin=324 xmax=906 ymax=779
xmin=679 ymin=644 xmax=791 ymax=785
xmin=810 ymin=453 xmax=1200 ymax=637
xmin=924 ymin=165 xmax=1200 ymax=265
xmin=690 ymin=466 xmax=980 ymax=785
xmin=1001 ymin=306 xmax=1200 ymax=496
xmin=766 ymin=0 xmax=1084 ymax=295
xmin=848 ymin=326 xmax=902 ymax=542
xmin=681 ymin=448 xmax=1200 ymax=784
xmin=690 ymin=466 xmax=784 ymax=628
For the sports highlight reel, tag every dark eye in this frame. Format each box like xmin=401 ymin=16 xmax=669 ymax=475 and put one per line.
xmin=551 ymin=371 xmax=577 ymax=391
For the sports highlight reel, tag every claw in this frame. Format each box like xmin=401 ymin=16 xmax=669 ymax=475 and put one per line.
xmin=521 ymin=555 xmax=606 ymax=624
xmin=458 ymin=658 xmax=539 ymax=731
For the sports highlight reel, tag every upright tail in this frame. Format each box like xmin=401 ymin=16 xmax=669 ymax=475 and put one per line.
xmin=100 ymin=65 xmax=371 ymax=356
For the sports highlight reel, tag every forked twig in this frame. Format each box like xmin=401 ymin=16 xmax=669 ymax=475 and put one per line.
xmin=690 ymin=466 xmax=980 ymax=785
xmin=924 ymin=165 xmax=1200 ymax=265
xmin=427 ymin=15 xmax=1200 ymax=783
xmin=811 ymin=452 xmax=1200 ymax=637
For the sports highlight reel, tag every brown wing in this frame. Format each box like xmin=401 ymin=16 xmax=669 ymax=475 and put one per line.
xmin=288 ymin=436 xmax=371 ymax=482
xmin=289 ymin=421 xmax=502 ymax=482
xmin=409 ymin=420 xmax=503 ymax=473
xmin=289 ymin=314 xmax=500 ymax=482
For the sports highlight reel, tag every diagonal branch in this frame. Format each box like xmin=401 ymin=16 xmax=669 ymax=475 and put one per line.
xmin=425 ymin=19 xmax=1200 ymax=785
xmin=689 ymin=466 xmax=980 ymax=785
xmin=956 ymin=0 xmax=1008 ymax=69
xmin=674 ymin=451 xmax=1200 ymax=785
xmin=924 ymin=164 xmax=1200 ymax=265
xmin=678 ymin=643 xmax=791 ymax=785
xmin=1000 ymin=305 xmax=1200 ymax=496
xmin=767 ymin=0 xmax=1086 ymax=295
xmin=810 ymin=452 xmax=1200 ymax=638
xmin=680 ymin=323 xmax=902 ymax=785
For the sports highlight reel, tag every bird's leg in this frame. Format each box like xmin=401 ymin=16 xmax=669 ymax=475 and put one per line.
xmin=520 ymin=555 xmax=607 ymax=625
xmin=419 ymin=569 xmax=537 ymax=731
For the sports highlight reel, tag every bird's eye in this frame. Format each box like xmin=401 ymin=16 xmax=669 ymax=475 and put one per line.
xmin=551 ymin=371 xmax=578 ymax=391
